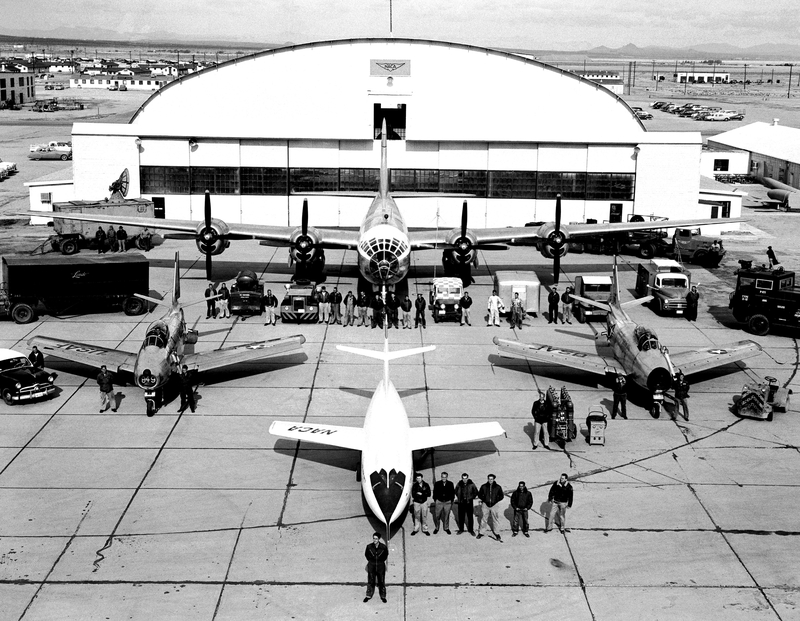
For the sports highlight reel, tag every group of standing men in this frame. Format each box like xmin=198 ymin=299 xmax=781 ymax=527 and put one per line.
xmin=313 ymin=287 xmax=430 ymax=329
xmin=364 ymin=471 xmax=575 ymax=604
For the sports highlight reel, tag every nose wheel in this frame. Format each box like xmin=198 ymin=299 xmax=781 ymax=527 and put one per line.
xmin=650 ymin=402 xmax=661 ymax=418
xmin=146 ymin=399 xmax=156 ymax=417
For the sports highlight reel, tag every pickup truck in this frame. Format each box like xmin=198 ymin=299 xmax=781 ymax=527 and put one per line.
xmin=29 ymin=141 xmax=72 ymax=153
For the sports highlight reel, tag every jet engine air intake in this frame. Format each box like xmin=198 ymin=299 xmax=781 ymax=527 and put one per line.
xmin=647 ymin=367 xmax=673 ymax=393
xmin=370 ymin=469 xmax=406 ymax=524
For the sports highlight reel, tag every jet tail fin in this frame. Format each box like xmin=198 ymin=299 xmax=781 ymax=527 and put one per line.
xmin=172 ymin=251 xmax=181 ymax=307
xmin=569 ymin=293 xmax=610 ymax=312
xmin=336 ymin=343 xmax=436 ymax=387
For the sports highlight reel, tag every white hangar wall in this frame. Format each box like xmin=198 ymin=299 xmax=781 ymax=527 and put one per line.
xmin=70 ymin=39 xmax=718 ymax=229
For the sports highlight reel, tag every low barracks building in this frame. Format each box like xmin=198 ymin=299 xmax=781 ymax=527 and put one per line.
xmin=69 ymin=39 xmax=732 ymax=232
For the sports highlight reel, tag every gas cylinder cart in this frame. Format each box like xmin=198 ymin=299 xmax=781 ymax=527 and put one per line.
xmin=734 ymin=376 xmax=792 ymax=421
xmin=585 ymin=405 xmax=608 ymax=445
xmin=546 ymin=386 xmax=578 ymax=445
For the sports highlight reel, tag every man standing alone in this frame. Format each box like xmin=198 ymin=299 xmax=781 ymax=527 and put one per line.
xmin=205 ymin=283 xmax=216 ymax=319
xmin=685 ymin=285 xmax=699 ymax=322
xmin=343 ymin=290 xmax=356 ymax=326
xmin=477 ymin=474 xmax=504 ymax=541
xmin=548 ymin=286 xmax=560 ymax=324
xmin=97 ymin=365 xmax=116 ymax=413
xmin=454 ymin=473 xmax=478 ymax=535
xmin=531 ymin=391 xmax=551 ymax=450
xmin=400 ymin=294 xmax=413 ymax=329
xmin=414 ymin=293 xmax=426 ymax=329
xmin=487 ymin=290 xmax=504 ymax=327
xmin=546 ymin=473 xmax=574 ymax=533
xmin=612 ymin=374 xmax=628 ymax=420
xmin=410 ymin=473 xmax=431 ymax=536
xmin=510 ymin=481 xmax=533 ymax=537
xmin=432 ymin=472 xmax=455 ymax=535
xmin=178 ymin=365 xmax=197 ymax=413
xmin=459 ymin=290 xmax=473 ymax=326
xmin=263 ymin=289 xmax=278 ymax=326
xmin=363 ymin=532 xmax=388 ymax=603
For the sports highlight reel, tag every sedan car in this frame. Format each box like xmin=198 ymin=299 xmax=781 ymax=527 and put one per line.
xmin=0 ymin=349 xmax=57 ymax=405
xmin=28 ymin=148 xmax=72 ymax=161
xmin=635 ymin=110 xmax=653 ymax=120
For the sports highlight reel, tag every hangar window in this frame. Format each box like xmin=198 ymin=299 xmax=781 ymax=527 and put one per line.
xmin=141 ymin=166 xmax=190 ymax=194
xmin=586 ymin=173 xmax=635 ymax=200
xmin=290 ymin=168 xmax=338 ymax=192
xmin=341 ymin=168 xmax=379 ymax=192
xmin=390 ymin=169 xmax=439 ymax=192
xmin=0 ymin=79 xmax=5 ymax=88
xmin=241 ymin=167 xmax=288 ymax=195
xmin=713 ymin=159 xmax=729 ymax=172
xmin=488 ymin=171 xmax=537 ymax=198
xmin=374 ymin=103 xmax=406 ymax=140
xmin=191 ymin=167 xmax=239 ymax=194
xmin=538 ymin=172 xmax=586 ymax=200
xmin=440 ymin=170 xmax=487 ymax=197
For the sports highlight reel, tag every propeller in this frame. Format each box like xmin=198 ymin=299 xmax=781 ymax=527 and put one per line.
xmin=202 ymin=191 xmax=214 ymax=278
xmin=549 ymin=194 xmax=564 ymax=284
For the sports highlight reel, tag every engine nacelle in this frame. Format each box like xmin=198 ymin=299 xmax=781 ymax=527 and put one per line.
xmin=289 ymin=226 xmax=322 ymax=267
xmin=195 ymin=219 xmax=230 ymax=256
xmin=445 ymin=229 xmax=478 ymax=265
xmin=535 ymin=222 xmax=570 ymax=259
xmin=184 ymin=329 xmax=199 ymax=345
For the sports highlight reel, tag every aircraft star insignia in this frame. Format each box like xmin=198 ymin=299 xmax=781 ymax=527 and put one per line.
xmin=709 ymin=349 xmax=727 ymax=354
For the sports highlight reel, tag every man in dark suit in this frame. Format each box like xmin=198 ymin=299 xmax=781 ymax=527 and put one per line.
xmin=364 ymin=532 xmax=389 ymax=603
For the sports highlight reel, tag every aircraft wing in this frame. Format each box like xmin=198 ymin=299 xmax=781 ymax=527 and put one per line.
xmin=408 ymin=422 xmax=505 ymax=451
xmin=32 ymin=212 xmax=361 ymax=250
xmin=182 ymin=335 xmax=306 ymax=373
xmin=493 ymin=337 xmax=623 ymax=377
xmin=28 ymin=336 xmax=137 ymax=374
xmin=408 ymin=217 xmax=745 ymax=249
xmin=269 ymin=420 xmax=365 ymax=451
xmin=671 ymin=340 xmax=762 ymax=377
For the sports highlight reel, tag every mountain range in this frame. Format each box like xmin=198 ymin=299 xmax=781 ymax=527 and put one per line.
xmin=2 ymin=27 xmax=800 ymax=60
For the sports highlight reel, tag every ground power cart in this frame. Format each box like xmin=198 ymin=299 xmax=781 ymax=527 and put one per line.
xmin=546 ymin=386 xmax=577 ymax=445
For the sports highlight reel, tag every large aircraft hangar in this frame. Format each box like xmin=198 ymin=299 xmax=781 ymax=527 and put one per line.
xmin=70 ymin=38 xmax=722 ymax=231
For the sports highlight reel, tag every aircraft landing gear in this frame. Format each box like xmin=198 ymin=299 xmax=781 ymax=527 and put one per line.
xmin=144 ymin=387 xmax=163 ymax=417
xmin=146 ymin=399 xmax=156 ymax=417
xmin=650 ymin=402 xmax=661 ymax=418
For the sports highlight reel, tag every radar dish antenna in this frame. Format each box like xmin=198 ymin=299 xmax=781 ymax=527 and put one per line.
xmin=109 ymin=168 xmax=130 ymax=200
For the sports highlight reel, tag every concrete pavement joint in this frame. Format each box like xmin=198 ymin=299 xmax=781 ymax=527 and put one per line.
xmin=91 ymin=410 xmax=187 ymax=572
xmin=563 ymin=533 xmax=597 ymax=621
xmin=18 ymin=500 xmax=93 ymax=621
xmin=211 ymin=502 xmax=251 ymax=621
xmin=686 ymin=482 xmax=785 ymax=620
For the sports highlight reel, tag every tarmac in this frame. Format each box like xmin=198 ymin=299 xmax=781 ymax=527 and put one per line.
xmin=1 ymin=204 xmax=798 ymax=621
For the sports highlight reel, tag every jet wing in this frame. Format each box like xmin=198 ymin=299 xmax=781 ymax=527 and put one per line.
xmin=493 ymin=337 xmax=623 ymax=377
xmin=269 ymin=420 xmax=365 ymax=451
xmin=32 ymin=212 xmax=361 ymax=250
xmin=671 ymin=340 xmax=762 ymax=377
xmin=408 ymin=217 xmax=745 ymax=249
xmin=408 ymin=422 xmax=505 ymax=451
xmin=182 ymin=335 xmax=306 ymax=373
xmin=28 ymin=336 xmax=137 ymax=374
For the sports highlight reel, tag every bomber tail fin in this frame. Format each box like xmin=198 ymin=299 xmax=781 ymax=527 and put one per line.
xmin=379 ymin=118 xmax=388 ymax=199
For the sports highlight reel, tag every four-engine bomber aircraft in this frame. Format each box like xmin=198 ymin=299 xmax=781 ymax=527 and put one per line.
xmin=46 ymin=121 xmax=740 ymax=286
xmin=269 ymin=334 xmax=505 ymax=538
xmin=494 ymin=258 xmax=762 ymax=417
xmin=29 ymin=253 xmax=306 ymax=416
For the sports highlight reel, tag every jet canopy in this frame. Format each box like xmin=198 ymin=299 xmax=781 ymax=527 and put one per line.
xmin=634 ymin=326 xmax=660 ymax=352
xmin=144 ymin=322 xmax=169 ymax=348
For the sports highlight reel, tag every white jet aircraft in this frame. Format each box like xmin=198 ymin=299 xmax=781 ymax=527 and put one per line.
xmin=44 ymin=121 xmax=743 ymax=286
xmin=269 ymin=336 xmax=505 ymax=538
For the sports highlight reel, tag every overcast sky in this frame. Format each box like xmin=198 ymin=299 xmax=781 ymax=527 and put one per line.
xmin=3 ymin=0 xmax=798 ymax=50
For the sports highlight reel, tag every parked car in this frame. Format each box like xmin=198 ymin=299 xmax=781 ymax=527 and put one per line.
xmin=635 ymin=110 xmax=653 ymax=120
xmin=0 ymin=348 xmax=58 ymax=405
xmin=107 ymin=85 xmax=118 ymax=91
xmin=650 ymin=101 xmax=667 ymax=109
xmin=0 ymin=157 xmax=17 ymax=174
xmin=28 ymin=148 xmax=72 ymax=161
xmin=118 ymin=84 xmax=127 ymax=91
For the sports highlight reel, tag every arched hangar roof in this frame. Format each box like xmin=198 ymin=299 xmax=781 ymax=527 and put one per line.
xmin=130 ymin=38 xmax=645 ymax=142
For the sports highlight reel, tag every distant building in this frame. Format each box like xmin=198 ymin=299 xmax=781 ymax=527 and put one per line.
xmin=674 ymin=71 xmax=730 ymax=84
xmin=574 ymin=70 xmax=624 ymax=95
xmin=70 ymin=76 xmax=171 ymax=91
xmin=708 ymin=120 xmax=800 ymax=189
xmin=0 ymin=72 xmax=35 ymax=104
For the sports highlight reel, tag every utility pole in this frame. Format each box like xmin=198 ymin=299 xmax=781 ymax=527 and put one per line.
xmin=743 ymin=64 xmax=747 ymax=91
xmin=389 ymin=0 xmax=393 ymax=34
xmin=789 ymin=65 xmax=793 ymax=98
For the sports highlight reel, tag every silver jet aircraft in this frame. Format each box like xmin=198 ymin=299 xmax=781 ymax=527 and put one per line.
xmin=494 ymin=258 xmax=762 ymax=417
xmin=44 ymin=121 xmax=742 ymax=286
xmin=270 ymin=333 xmax=505 ymax=538
xmin=29 ymin=253 xmax=305 ymax=416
